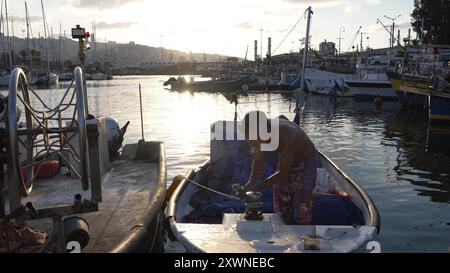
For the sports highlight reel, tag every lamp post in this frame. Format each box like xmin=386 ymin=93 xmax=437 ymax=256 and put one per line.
xmin=337 ymin=27 xmax=345 ymax=56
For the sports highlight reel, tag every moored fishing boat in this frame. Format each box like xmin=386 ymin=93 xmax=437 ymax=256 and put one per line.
xmin=166 ymin=120 xmax=380 ymax=253
xmin=0 ymin=68 xmax=167 ymax=253
xmin=399 ymin=84 xmax=450 ymax=123
xmin=387 ymin=71 xmax=429 ymax=107
xmin=165 ymin=76 xmax=251 ymax=93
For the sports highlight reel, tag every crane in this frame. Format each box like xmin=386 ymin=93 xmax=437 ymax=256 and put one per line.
xmin=347 ymin=26 xmax=362 ymax=52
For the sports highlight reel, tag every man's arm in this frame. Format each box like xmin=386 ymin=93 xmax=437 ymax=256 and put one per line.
xmin=254 ymin=147 xmax=295 ymax=191
xmin=245 ymin=145 xmax=266 ymax=189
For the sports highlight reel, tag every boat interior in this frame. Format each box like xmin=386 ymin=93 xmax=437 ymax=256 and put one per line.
xmin=167 ymin=120 xmax=380 ymax=253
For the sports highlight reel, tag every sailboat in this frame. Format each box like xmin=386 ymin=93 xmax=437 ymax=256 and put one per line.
xmin=34 ymin=0 xmax=59 ymax=86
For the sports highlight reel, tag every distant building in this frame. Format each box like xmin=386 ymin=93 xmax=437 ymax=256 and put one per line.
xmin=129 ymin=41 xmax=136 ymax=46
xmin=319 ymin=40 xmax=336 ymax=55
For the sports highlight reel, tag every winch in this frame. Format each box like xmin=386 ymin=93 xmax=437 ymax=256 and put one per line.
xmin=244 ymin=191 xmax=264 ymax=221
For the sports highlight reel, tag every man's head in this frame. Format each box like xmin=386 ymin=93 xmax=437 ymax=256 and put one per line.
xmin=240 ymin=111 xmax=271 ymax=143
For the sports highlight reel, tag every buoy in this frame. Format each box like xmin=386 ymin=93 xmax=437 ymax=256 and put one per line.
xmin=374 ymin=96 xmax=383 ymax=106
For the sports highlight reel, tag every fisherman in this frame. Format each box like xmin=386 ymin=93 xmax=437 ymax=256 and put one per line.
xmin=237 ymin=111 xmax=317 ymax=225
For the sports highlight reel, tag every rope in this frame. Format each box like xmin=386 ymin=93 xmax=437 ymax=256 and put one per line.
xmin=181 ymin=176 xmax=242 ymax=201
xmin=272 ymin=9 xmax=308 ymax=56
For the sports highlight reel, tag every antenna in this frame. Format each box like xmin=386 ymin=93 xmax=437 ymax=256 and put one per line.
xmin=337 ymin=27 xmax=345 ymax=56
xmin=360 ymin=31 xmax=368 ymax=52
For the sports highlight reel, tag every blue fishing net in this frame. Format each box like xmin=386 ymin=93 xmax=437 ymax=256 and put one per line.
xmin=182 ymin=150 xmax=278 ymax=224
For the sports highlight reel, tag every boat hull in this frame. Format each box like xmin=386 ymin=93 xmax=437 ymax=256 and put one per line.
xmin=429 ymin=93 xmax=450 ymax=123
xmin=387 ymin=71 xmax=429 ymax=107
xmin=346 ymin=80 xmax=397 ymax=101
xmin=171 ymin=78 xmax=250 ymax=93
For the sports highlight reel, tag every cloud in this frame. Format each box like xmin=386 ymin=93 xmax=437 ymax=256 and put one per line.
xmin=10 ymin=16 xmax=41 ymax=24
xmin=96 ymin=21 xmax=138 ymax=29
xmin=344 ymin=4 xmax=361 ymax=13
xmin=234 ymin=21 xmax=253 ymax=29
xmin=264 ymin=9 xmax=297 ymax=16
xmin=74 ymin=0 xmax=142 ymax=10
xmin=193 ymin=28 xmax=209 ymax=33
xmin=367 ymin=0 xmax=381 ymax=5
xmin=284 ymin=0 xmax=339 ymax=3
xmin=283 ymin=0 xmax=343 ymax=8
xmin=396 ymin=22 xmax=412 ymax=29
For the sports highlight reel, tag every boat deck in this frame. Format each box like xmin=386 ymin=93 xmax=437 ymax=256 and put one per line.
xmin=174 ymin=214 xmax=375 ymax=253
xmin=23 ymin=158 xmax=160 ymax=253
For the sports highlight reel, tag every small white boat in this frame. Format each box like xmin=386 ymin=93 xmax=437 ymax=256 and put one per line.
xmin=0 ymin=72 xmax=37 ymax=87
xmin=59 ymin=71 xmax=74 ymax=82
xmin=91 ymin=72 xmax=107 ymax=81
xmin=35 ymin=72 xmax=59 ymax=86
xmin=312 ymin=78 xmax=353 ymax=97
xmin=166 ymin=121 xmax=380 ymax=253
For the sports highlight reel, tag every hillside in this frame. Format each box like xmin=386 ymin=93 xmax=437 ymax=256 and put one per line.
xmin=0 ymin=35 xmax=230 ymax=69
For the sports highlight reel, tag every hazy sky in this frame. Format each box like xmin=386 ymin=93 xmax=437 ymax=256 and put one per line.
xmin=4 ymin=0 xmax=414 ymax=57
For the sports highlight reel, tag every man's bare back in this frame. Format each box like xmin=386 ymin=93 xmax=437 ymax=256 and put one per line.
xmin=278 ymin=118 xmax=316 ymax=164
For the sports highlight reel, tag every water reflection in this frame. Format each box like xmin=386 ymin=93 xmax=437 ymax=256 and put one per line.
xmin=387 ymin=109 xmax=450 ymax=204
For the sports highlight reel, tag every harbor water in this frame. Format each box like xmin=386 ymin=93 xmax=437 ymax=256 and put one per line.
xmin=2 ymin=75 xmax=449 ymax=253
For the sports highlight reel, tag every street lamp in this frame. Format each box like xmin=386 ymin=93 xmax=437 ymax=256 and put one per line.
xmin=337 ymin=27 xmax=345 ymax=56
xmin=384 ymin=14 xmax=401 ymax=48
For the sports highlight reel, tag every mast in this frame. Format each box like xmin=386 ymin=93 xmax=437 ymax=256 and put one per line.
xmin=63 ymin=30 xmax=66 ymax=68
xmin=0 ymin=0 xmax=4 ymax=67
xmin=40 ymin=0 xmax=51 ymax=72
xmin=10 ymin=17 xmax=13 ymax=61
xmin=25 ymin=1 xmax=31 ymax=66
xmin=58 ymin=21 xmax=62 ymax=71
xmin=297 ymin=6 xmax=313 ymax=110
xmin=40 ymin=0 xmax=47 ymax=39
xmin=26 ymin=1 xmax=37 ymax=61
xmin=4 ymin=0 xmax=12 ymax=69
